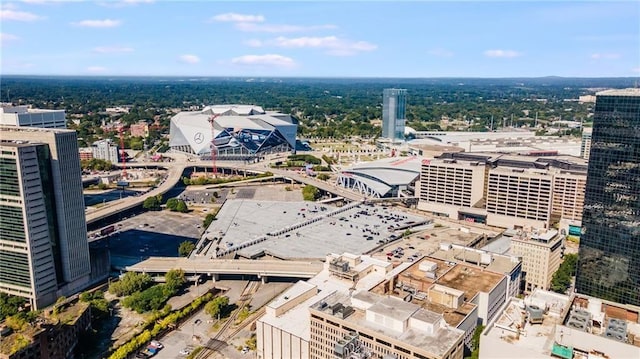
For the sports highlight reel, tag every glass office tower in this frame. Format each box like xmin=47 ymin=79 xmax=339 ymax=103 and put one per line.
xmin=382 ymin=89 xmax=407 ymax=141
xmin=575 ymin=89 xmax=640 ymax=305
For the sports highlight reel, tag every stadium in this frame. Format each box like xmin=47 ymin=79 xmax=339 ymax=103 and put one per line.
xmin=335 ymin=156 xmax=423 ymax=198
xmin=169 ymin=105 xmax=298 ymax=160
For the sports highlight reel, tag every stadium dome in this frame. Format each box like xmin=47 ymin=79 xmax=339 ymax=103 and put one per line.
xmin=169 ymin=105 xmax=298 ymax=160
xmin=336 ymin=156 xmax=423 ymax=198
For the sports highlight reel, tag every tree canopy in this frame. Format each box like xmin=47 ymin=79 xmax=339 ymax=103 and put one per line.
xmin=108 ymin=272 xmax=153 ymax=297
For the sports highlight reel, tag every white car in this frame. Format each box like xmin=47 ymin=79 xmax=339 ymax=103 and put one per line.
xmin=179 ymin=349 xmax=190 ymax=355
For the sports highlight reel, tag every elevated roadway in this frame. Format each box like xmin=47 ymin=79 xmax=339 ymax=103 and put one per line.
xmin=85 ymin=157 xmax=368 ymax=225
xmin=125 ymin=257 xmax=324 ymax=280
xmin=85 ymin=162 xmax=186 ymax=224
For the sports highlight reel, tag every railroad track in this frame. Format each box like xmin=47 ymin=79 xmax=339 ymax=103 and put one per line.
xmin=196 ymin=281 xmax=261 ymax=358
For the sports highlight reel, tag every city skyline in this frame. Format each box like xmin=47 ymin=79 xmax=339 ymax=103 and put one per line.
xmin=1 ymin=1 xmax=639 ymax=78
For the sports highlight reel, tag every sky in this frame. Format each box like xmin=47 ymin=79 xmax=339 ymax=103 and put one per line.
xmin=1 ymin=0 xmax=639 ymax=78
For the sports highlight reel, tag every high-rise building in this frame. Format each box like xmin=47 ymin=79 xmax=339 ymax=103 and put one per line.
xmin=580 ymin=127 xmax=592 ymax=160
xmin=382 ymin=89 xmax=407 ymax=141
xmin=575 ymin=89 xmax=640 ymax=306
xmin=0 ymin=126 xmax=91 ymax=309
xmin=1 ymin=105 xmax=67 ymax=129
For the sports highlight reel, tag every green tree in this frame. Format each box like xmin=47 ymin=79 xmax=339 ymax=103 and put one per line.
xmin=550 ymin=253 xmax=578 ymax=294
xmin=143 ymin=196 xmax=161 ymax=211
xmin=175 ymin=200 xmax=189 ymax=213
xmin=166 ymin=198 xmax=179 ymax=211
xmin=108 ymin=272 xmax=153 ymax=297
xmin=0 ymin=293 xmax=26 ymax=321
xmin=317 ymin=173 xmax=330 ymax=181
xmin=203 ymin=213 xmax=216 ymax=228
xmin=178 ymin=241 xmax=196 ymax=257
xmin=302 ymin=185 xmax=319 ymax=201
xmin=205 ymin=296 xmax=230 ymax=319
xmin=165 ymin=269 xmax=186 ymax=292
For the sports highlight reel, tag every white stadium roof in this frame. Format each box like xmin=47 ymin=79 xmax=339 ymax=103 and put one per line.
xmin=336 ymin=156 xmax=422 ymax=198
xmin=169 ymin=104 xmax=297 ymax=157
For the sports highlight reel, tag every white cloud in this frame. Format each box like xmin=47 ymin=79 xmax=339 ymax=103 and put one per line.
xmin=0 ymin=9 xmax=44 ymax=21
xmin=93 ymin=46 xmax=134 ymax=53
xmin=244 ymin=39 xmax=264 ymax=47
xmin=428 ymin=48 xmax=454 ymax=57
xmin=590 ymin=53 xmax=621 ymax=60
xmin=483 ymin=49 xmax=522 ymax=58
xmin=72 ymin=19 xmax=121 ymax=28
xmin=98 ymin=0 xmax=154 ymax=8
xmin=268 ymin=36 xmax=376 ymax=56
xmin=235 ymin=22 xmax=336 ymax=33
xmin=211 ymin=13 xmax=264 ymax=23
xmin=231 ymin=54 xmax=296 ymax=67
xmin=179 ymin=54 xmax=200 ymax=64
xmin=87 ymin=66 xmax=107 ymax=73
xmin=0 ymin=33 xmax=20 ymax=45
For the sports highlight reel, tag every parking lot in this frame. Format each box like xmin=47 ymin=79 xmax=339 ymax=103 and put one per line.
xmin=106 ymin=211 xmax=203 ymax=268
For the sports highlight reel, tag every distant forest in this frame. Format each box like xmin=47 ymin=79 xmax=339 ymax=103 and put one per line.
xmin=1 ymin=76 xmax=638 ymax=140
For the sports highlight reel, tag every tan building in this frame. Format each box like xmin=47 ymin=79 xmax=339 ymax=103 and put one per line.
xmin=551 ymin=172 xmax=586 ymax=221
xmin=130 ymin=121 xmax=149 ymax=137
xmin=418 ymin=158 xmax=486 ymax=218
xmin=485 ymin=167 xmax=553 ymax=229
xmin=417 ymin=153 xmax=587 ymax=230
xmin=509 ymin=229 xmax=564 ymax=292
xmin=309 ymin=291 xmax=465 ymax=359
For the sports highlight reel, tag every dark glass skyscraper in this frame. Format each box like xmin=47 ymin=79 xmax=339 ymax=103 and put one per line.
xmin=575 ymin=89 xmax=640 ymax=305
xmin=382 ymin=89 xmax=407 ymax=141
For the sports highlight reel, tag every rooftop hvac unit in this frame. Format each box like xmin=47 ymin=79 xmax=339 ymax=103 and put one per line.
xmin=608 ymin=318 xmax=626 ymax=327
xmin=566 ymin=319 xmax=587 ymax=331
xmin=604 ymin=330 xmax=626 ymax=342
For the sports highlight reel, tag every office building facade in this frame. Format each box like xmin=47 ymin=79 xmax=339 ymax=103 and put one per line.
xmin=382 ymin=89 xmax=407 ymax=141
xmin=417 ymin=153 xmax=587 ymax=229
xmin=0 ymin=126 xmax=91 ymax=308
xmin=0 ymin=105 xmax=66 ymax=129
xmin=575 ymin=89 xmax=640 ymax=305
xmin=510 ymin=229 xmax=564 ymax=292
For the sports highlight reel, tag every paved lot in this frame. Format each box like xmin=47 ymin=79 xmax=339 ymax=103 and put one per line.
xmin=107 ymin=211 xmax=202 ymax=268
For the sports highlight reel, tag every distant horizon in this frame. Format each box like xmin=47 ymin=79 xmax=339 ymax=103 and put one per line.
xmin=2 ymin=1 xmax=638 ymax=77
xmin=3 ymin=74 xmax=640 ymax=80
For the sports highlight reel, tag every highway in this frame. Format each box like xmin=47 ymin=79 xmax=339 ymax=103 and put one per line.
xmin=125 ymin=257 xmax=324 ymax=279
xmin=85 ymin=155 xmax=366 ymax=225
xmin=85 ymin=162 xmax=186 ymax=224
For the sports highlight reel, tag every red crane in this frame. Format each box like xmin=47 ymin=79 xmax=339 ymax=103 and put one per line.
xmin=208 ymin=114 xmax=220 ymax=177
xmin=119 ymin=125 xmax=127 ymax=180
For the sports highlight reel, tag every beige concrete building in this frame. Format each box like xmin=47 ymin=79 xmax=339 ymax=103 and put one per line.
xmin=485 ymin=166 xmax=553 ymax=229
xmin=417 ymin=153 xmax=587 ymax=230
xmin=418 ymin=158 xmax=486 ymax=218
xmin=309 ymin=291 xmax=465 ymax=359
xmin=481 ymin=289 xmax=640 ymax=359
xmin=552 ymin=171 xmax=586 ymax=222
xmin=509 ymin=229 xmax=564 ymax=292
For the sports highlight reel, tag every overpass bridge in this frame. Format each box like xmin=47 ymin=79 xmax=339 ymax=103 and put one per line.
xmin=85 ymin=157 xmax=370 ymax=225
xmin=125 ymin=257 xmax=324 ymax=281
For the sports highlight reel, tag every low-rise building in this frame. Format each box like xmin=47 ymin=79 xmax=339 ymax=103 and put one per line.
xmin=79 ymin=139 xmax=119 ymax=164
xmin=256 ymin=253 xmax=466 ymax=359
xmin=480 ymin=289 xmax=640 ymax=359
xmin=0 ymin=300 xmax=92 ymax=359
xmin=130 ymin=121 xmax=149 ymax=138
